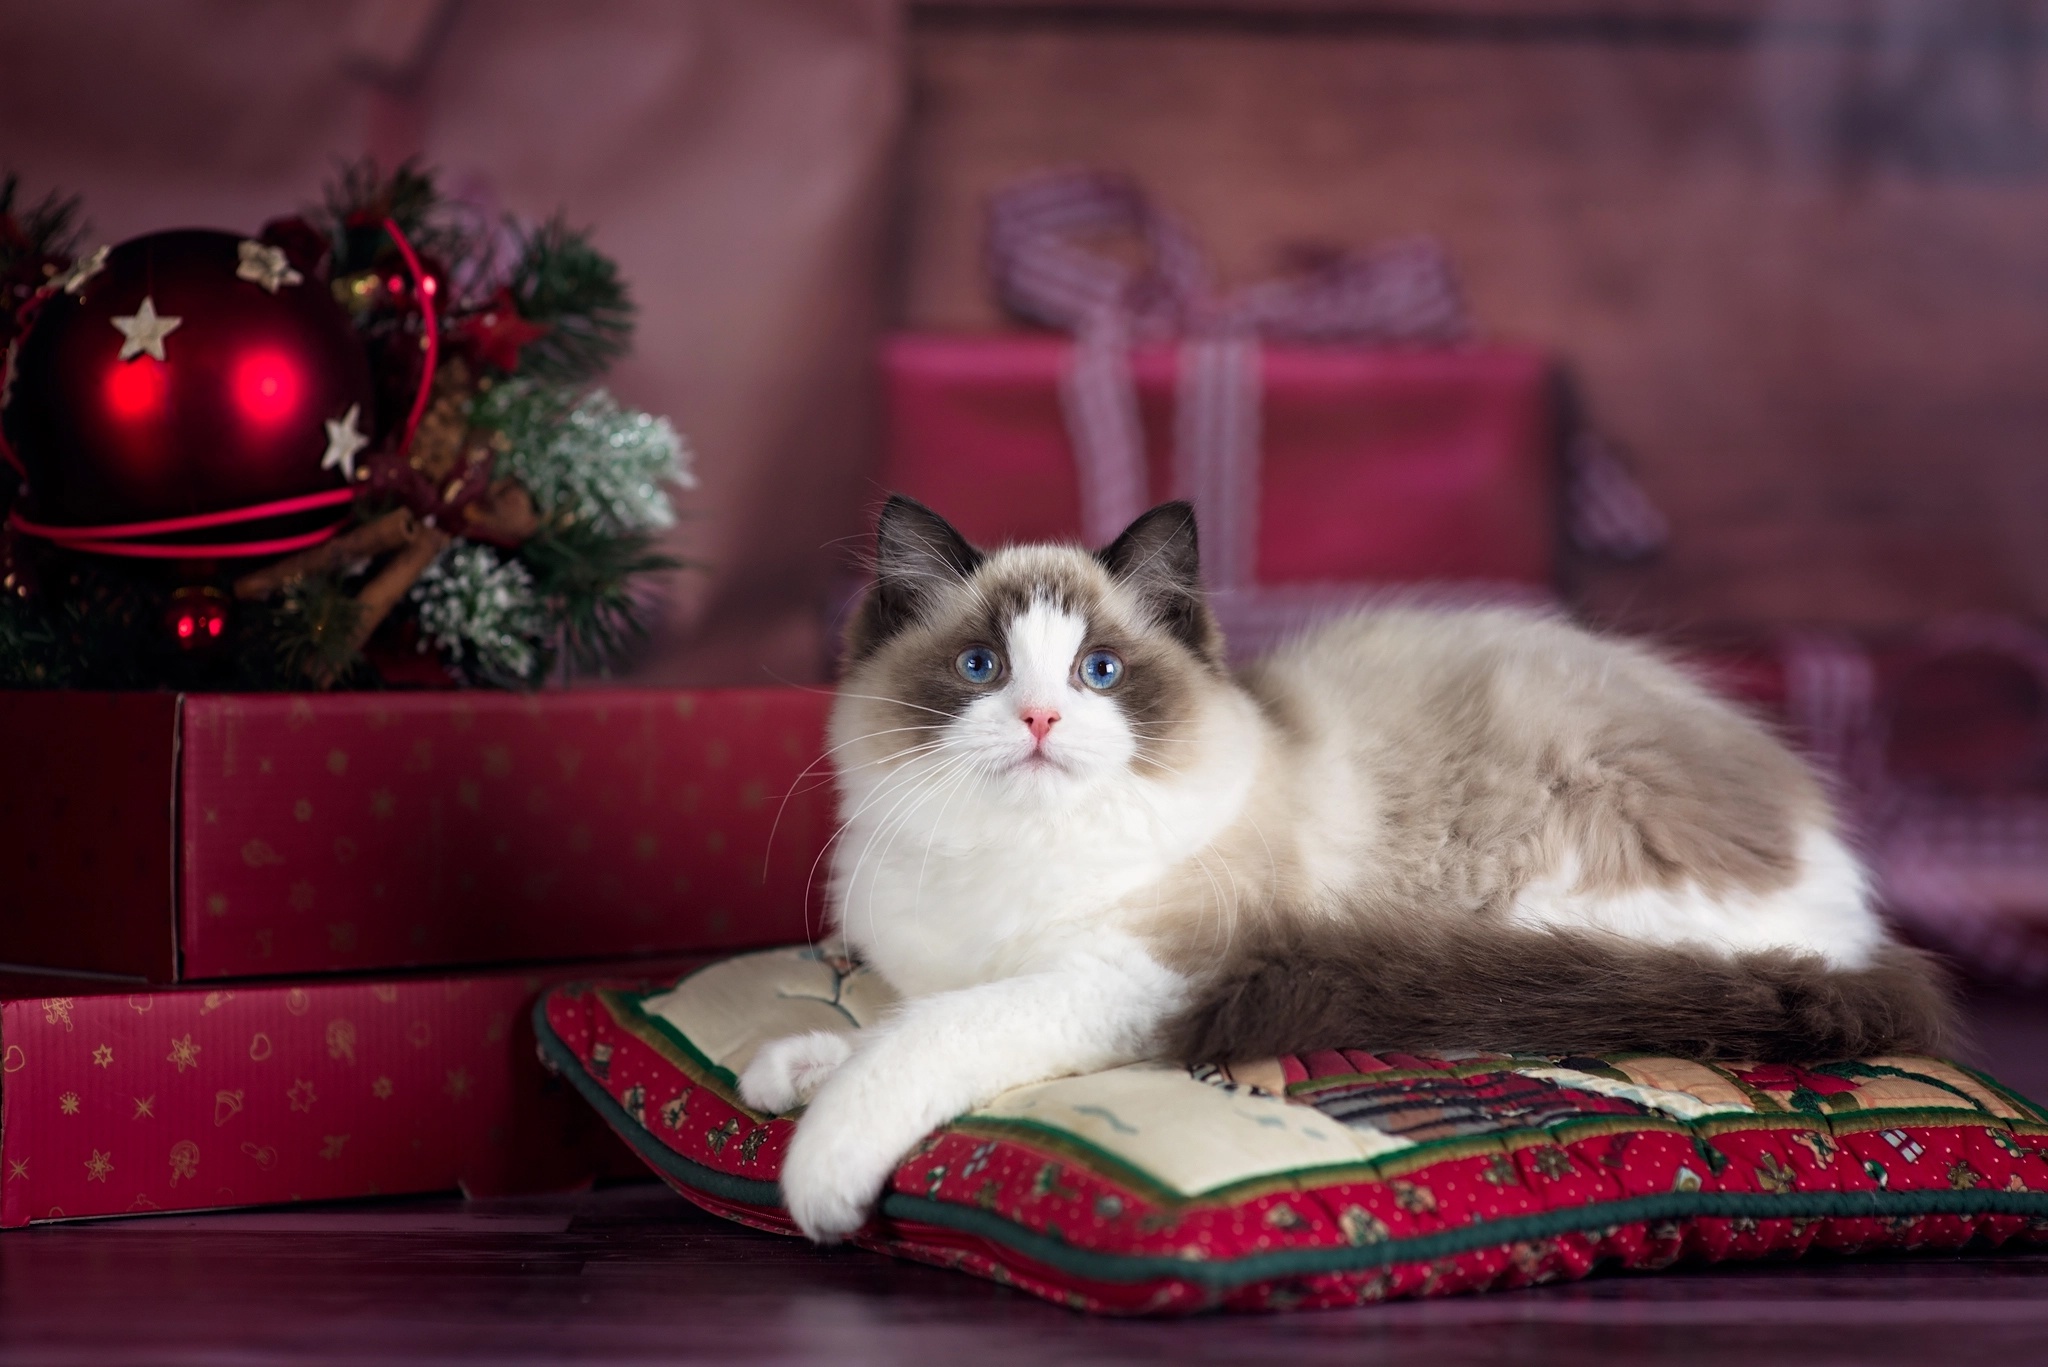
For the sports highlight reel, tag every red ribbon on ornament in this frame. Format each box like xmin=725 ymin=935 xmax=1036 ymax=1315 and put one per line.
xmin=383 ymin=215 xmax=441 ymax=460
xmin=7 ymin=489 xmax=358 ymax=558
xmin=5 ymin=217 xmax=440 ymax=559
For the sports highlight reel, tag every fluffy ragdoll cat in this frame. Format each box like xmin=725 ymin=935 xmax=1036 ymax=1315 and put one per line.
xmin=738 ymin=495 xmax=1950 ymax=1243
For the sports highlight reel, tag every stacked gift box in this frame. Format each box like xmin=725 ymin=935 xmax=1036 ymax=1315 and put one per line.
xmin=0 ymin=686 xmax=837 ymax=1225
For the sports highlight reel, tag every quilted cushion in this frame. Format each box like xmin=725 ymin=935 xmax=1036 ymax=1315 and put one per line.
xmin=535 ymin=945 xmax=2048 ymax=1314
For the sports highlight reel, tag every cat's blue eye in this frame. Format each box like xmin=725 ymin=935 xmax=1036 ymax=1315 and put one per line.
xmin=1079 ymin=649 xmax=1124 ymax=691
xmin=956 ymin=646 xmax=1001 ymax=684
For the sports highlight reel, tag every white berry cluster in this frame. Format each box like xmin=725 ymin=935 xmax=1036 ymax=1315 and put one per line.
xmin=411 ymin=543 xmax=547 ymax=682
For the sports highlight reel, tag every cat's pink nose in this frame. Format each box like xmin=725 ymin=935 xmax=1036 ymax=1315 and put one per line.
xmin=1021 ymin=708 xmax=1060 ymax=744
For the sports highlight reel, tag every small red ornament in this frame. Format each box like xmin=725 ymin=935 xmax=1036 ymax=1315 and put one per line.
xmin=1 ymin=228 xmax=376 ymax=552
xmin=164 ymin=584 xmax=231 ymax=650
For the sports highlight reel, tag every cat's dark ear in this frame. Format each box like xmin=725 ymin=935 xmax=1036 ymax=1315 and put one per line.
xmin=847 ymin=496 xmax=984 ymax=661
xmin=1098 ymin=501 xmax=1222 ymax=662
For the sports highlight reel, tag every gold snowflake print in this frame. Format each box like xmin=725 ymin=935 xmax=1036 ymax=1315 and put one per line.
xmin=7 ymin=1159 xmax=27 ymax=1181
xmin=444 ymin=1068 xmax=473 ymax=1102
xmin=83 ymin=1150 xmax=112 ymax=1183
xmin=132 ymin=1096 xmax=155 ymax=1120
xmin=91 ymin=1045 xmax=113 ymax=1069
xmin=286 ymin=1079 xmax=318 ymax=1113
xmin=58 ymin=1092 xmax=80 ymax=1116
xmin=166 ymin=1034 xmax=201 ymax=1072
xmin=371 ymin=1077 xmax=394 ymax=1100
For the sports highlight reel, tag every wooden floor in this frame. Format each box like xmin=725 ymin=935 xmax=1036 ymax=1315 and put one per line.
xmin=5 ymin=987 xmax=2047 ymax=1366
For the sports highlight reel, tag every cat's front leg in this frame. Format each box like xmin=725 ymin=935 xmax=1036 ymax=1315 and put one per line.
xmin=779 ymin=938 xmax=1182 ymax=1243
xmin=738 ymin=1030 xmax=865 ymax=1115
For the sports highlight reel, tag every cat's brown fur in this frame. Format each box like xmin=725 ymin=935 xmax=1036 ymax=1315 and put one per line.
xmin=1160 ymin=917 xmax=1954 ymax=1064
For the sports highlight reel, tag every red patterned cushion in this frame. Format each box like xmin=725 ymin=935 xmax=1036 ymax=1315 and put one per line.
xmin=536 ymin=947 xmax=2048 ymax=1314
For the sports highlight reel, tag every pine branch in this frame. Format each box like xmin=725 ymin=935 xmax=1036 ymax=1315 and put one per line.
xmin=1 ymin=171 xmax=87 ymax=339
xmin=320 ymin=157 xmax=475 ymax=277
xmin=0 ymin=594 xmax=71 ymax=687
xmin=259 ymin=575 xmax=370 ymax=688
xmin=0 ymin=554 xmax=166 ymax=689
xmin=521 ymin=521 xmax=681 ymax=679
xmin=0 ymin=172 xmax=86 ymax=268
xmin=506 ymin=215 xmax=635 ymax=383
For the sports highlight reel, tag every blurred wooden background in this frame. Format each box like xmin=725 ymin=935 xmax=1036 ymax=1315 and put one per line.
xmin=894 ymin=0 xmax=2048 ymax=638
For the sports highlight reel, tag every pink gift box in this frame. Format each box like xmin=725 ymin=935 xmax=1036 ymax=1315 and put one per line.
xmin=881 ymin=333 xmax=1558 ymax=589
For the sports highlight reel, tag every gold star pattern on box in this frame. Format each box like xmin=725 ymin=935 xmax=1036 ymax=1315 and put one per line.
xmin=321 ymin=403 xmax=370 ymax=481
xmin=58 ymin=1092 xmax=80 ymax=1116
xmin=235 ymin=239 xmax=303 ymax=293
xmin=83 ymin=1150 xmax=113 ymax=1183
xmin=92 ymin=1044 xmax=114 ymax=1068
xmin=111 ymin=295 xmax=182 ymax=362
xmin=132 ymin=1096 xmax=156 ymax=1120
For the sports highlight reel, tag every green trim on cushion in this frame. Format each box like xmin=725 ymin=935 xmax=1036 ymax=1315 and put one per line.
xmin=599 ymin=985 xmax=747 ymax=1094
xmin=1946 ymin=1060 xmax=2048 ymax=1126
xmin=532 ymin=994 xmax=783 ymax=1210
xmin=876 ymin=1186 xmax=2048 ymax=1293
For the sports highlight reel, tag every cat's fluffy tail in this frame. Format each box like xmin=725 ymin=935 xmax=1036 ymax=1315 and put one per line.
xmin=1159 ymin=919 xmax=1956 ymax=1065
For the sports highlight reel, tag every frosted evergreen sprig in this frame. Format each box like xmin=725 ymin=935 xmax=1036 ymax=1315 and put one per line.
xmin=411 ymin=543 xmax=548 ymax=683
xmin=471 ymin=379 xmax=692 ymax=537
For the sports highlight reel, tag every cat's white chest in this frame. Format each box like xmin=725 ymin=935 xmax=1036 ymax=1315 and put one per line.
xmin=831 ymin=790 xmax=1178 ymax=996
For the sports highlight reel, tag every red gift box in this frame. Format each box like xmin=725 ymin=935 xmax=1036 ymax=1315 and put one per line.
xmin=0 ymin=957 xmax=696 ymax=1226
xmin=0 ymin=687 xmax=835 ymax=982
xmin=883 ymin=334 xmax=1557 ymax=588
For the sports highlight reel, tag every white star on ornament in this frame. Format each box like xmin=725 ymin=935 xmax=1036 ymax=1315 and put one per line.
xmin=61 ymin=245 xmax=109 ymax=295
xmin=321 ymin=403 xmax=370 ymax=481
xmin=111 ymin=295 xmax=182 ymax=362
xmin=236 ymin=239 xmax=303 ymax=294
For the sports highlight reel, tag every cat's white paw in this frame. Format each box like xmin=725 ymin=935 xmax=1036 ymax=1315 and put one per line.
xmin=778 ymin=1097 xmax=902 ymax=1243
xmin=737 ymin=1031 xmax=854 ymax=1115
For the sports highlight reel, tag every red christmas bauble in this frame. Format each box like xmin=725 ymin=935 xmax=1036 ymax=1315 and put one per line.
xmin=2 ymin=229 xmax=375 ymax=535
